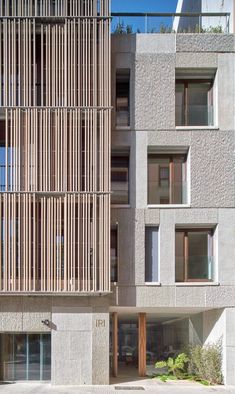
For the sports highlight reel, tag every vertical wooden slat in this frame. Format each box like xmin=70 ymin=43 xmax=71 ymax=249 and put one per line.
xmin=138 ymin=313 xmax=146 ymax=377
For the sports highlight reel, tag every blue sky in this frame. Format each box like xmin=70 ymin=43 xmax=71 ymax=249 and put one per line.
xmin=111 ymin=0 xmax=179 ymax=13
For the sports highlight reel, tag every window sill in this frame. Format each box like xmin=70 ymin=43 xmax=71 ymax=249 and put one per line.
xmin=148 ymin=204 xmax=190 ymax=209
xmin=111 ymin=204 xmax=130 ymax=208
xmin=115 ymin=126 xmax=131 ymax=131
xmin=145 ymin=282 xmax=161 ymax=286
xmin=175 ymin=282 xmax=219 ymax=286
xmin=175 ymin=126 xmax=219 ymax=130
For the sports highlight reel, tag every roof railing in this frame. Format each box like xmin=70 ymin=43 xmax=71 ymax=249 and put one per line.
xmin=111 ymin=12 xmax=231 ymax=34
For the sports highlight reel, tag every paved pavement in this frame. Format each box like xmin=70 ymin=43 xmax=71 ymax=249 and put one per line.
xmin=1 ymin=379 xmax=235 ymax=394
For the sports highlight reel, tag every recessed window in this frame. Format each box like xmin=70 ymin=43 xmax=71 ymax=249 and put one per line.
xmin=175 ymin=228 xmax=214 ymax=282
xmin=111 ymin=153 xmax=129 ymax=205
xmin=116 ymin=69 xmax=130 ymax=127
xmin=111 ymin=226 xmax=118 ymax=282
xmin=145 ymin=227 xmax=159 ymax=282
xmin=176 ymin=80 xmax=214 ymax=126
xmin=148 ymin=153 xmax=187 ymax=205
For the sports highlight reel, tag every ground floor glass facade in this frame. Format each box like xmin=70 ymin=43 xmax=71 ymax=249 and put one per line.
xmin=0 ymin=333 xmax=51 ymax=381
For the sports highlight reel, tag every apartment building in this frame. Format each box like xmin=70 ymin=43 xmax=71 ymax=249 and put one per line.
xmin=0 ymin=0 xmax=234 ymax=387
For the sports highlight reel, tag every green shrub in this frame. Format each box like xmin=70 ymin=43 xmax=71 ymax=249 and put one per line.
xmin=188 ymin=341 xmax=223 ymax=385
xmin=155 ymin=353 xmax=189 ymax=378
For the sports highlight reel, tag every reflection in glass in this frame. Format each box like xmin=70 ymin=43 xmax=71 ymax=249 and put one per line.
xmin=111 ymin=155 xmax=129 ymax=204
xmin=175 ymin=230 xmax=214 ymax=282
xmin=0 ymin=334 xmax=51 ymax=381
xmin=148 ymin=154 xmax=187 ymax=205
xmin=176 ymin=80 xmax=213 ymax=126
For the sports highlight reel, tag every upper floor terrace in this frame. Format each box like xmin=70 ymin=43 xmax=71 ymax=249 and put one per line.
xmin=111 ymin=12 xmax=232 ymax=34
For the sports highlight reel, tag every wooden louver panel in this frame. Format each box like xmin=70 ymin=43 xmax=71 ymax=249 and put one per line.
xmin=0 ymin=0 xmax=111 ymax=293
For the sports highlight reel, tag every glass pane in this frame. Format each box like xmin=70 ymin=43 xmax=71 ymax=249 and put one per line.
xmin=175 ymin=84 xmax=185 ymax=126
xmin=188 ymin=83 xmax=213 ymax=126
xmin=42 ymin=334 xmax=51 ymax=380
xmin=14 ymin=334 xmax=27 ymax=380
xmin=111 ymin=156 xmax=129 ymax=204
xmin=175 ymin=232 xmax=184 ymax=282
xmin=111 ymin=227 xmax=118 ymax=282
xmin=188 ymin=232 xmax=212 ymax=280
xmin=145 ymin=227 xmax=158 ymax=282
xmin=116 ymin=71 xmax=130 ymax=127
xmin=28 ymin=334 xmax=40 ymax=380
xmin=172 ymin=157 xmax=186 ymax=204
xmin=118 ymin=319 xmax=138 ymax=371
xmin=0 ymin=334 xmax=14 ymax=381
xmin=148 ymin=156 xmax=170 ymax=204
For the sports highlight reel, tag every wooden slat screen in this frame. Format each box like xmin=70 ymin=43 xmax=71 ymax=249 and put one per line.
xmin=0 ymin=0 xmax=111 ymax=293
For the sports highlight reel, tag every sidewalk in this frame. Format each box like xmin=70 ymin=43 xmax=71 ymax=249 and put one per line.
xmin=1 ymin=379 xmax=235 ymax=394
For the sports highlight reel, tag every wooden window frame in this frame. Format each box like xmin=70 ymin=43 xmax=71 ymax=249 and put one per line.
xmin=175 ymin=228 xmax=214 ymax=282
xmin=176 ymin=79 xmax=214 ymax=126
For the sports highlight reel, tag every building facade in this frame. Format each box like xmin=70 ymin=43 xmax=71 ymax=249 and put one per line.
xmin=0 ymin=0 xmax=235 ymax=387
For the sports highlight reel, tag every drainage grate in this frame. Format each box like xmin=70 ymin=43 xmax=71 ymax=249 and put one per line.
xmin=115 ymin=387 xmax=145 ymax=391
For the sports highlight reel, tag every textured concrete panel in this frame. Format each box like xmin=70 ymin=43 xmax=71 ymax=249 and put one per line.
xmin=190 ymin=130 xmax=235 ymax=207
xmin=176 ymin=286 xmax=206 ymax=308
xmin=52 ymin=359 xmax=82 ymax=385
xmin=176 ymin=52 xmax=218 ymax=68
xmin=52 ymin=307 xmax=92 ymax=331
xmin=175 ymin=208 xmax=218 ymax=224
xmin=226 ymin=308 xmax=235 ymax=347
xmin=217 ymin=53 xmax=235 ymax=130
xmin=70 ymin=331 xmax=92 ymax=383
xmin=1 ymin=312 xmax=23 ymax=331
xmin=159 ymin=210 xmax=175 ymax=284
xmin=92 ymin=312 xmax=109 ymax=385
xmin=205 ymin=286 xmax=235 ymax=307
xmin=134 ymin=209 xmax=145 ymax=285
xmin=144 ymin=209 xmax=160 ymax=224
xmin=136 ymin=34 xmax=175 ymax=53
xmin=176 ymin=34 xmax=235 ymax=52
xmin=136 ymin=286 xmax=175 ymax=307
xmin=134 ymin=53 xmax=175 ymax=130
xmin=23 ymin=312 xmax=51 ymax=332
xmin=111 ymin=209 xmax=135 ymax=285
xmin=218 ymin=209 xmax=235 ymax=285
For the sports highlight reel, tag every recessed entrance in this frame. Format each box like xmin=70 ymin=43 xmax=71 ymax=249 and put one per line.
xmin=110 ymin=311 xmax=194 ymax=380
xmin=0 ymin=333 xmax=51 ymax=381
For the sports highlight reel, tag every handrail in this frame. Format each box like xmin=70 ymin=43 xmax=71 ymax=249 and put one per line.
xmin=111 ymin=12 xmax=230 ymax=17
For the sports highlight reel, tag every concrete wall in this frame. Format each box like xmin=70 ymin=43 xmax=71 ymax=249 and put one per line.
xmin=111 ymin=33 xmax=235 ymax=310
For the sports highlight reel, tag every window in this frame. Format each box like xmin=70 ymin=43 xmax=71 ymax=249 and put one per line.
xmin=175 ymin=229 xmax=214 ymax=282
xmin=116 ymin=69 xmax=130 ymax=127
xmin=145 ymin=227 xmax=158 ymax=282
xmin=111 ymin=153 xmax=129 ymax=205
xmin=111 ymin=226 xmax=118 ymax=282
xmin=148 ymin=154 xmax=187 ymax=205
xmin=176 ymin=79 xmax=214 ymax=126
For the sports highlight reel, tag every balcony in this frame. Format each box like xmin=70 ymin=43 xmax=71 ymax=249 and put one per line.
xmin=111 ymin=12 xmax=231 ymax=34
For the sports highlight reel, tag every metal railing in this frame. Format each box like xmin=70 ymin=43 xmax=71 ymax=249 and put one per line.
xmin=111 ymin=12 xmax=231 ymax=34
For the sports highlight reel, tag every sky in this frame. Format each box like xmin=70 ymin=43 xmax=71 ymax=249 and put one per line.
xmin=111 ymin=0 xmax=179 ymax=32
xmin=111 ymin=0 xmax=179 ymax=13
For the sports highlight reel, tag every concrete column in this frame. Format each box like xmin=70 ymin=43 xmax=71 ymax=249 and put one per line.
xmin=51 ymin=306 xmax=109 ymax=385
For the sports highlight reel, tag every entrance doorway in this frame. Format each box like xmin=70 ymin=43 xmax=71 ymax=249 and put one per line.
xmin=0 ymin=333 xmax=51 ymax=381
